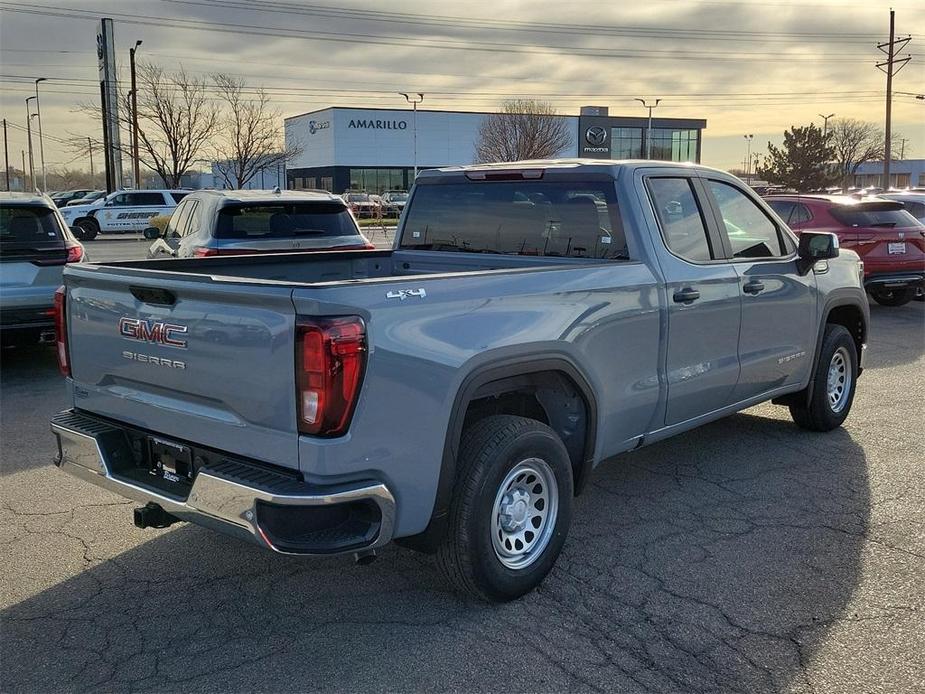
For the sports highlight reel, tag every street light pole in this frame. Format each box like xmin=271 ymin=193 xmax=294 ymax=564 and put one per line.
xmin=400 ymin=92 xmax=424 ymax=180
xmin=818 ymin=113 xmax=835 ymax=139
xmin=2 ymin=118 xmax=9 ymax=191
xmin=87 ymin=137 xmax=94 ymax=181
xmin=743 ymin=134 xmax=754 ymax=184
xmin=34 ymin=78 xmax=47 ymax=191
xmin=130 ymin=40 xmax=142 ymax=189
xmin=25 ymin=96 xmax=36 ymax=191
xmin=635 ymin=98 xmax=661 ymax=159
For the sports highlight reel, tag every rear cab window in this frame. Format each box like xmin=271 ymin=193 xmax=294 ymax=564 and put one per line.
xmin=215 ymin=202 xmax=361 ymax=239
xmin=399 ymin=178 xmax=628 ymax=259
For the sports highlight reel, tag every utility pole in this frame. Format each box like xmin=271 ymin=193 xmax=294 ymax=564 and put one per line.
xmin=743 ymin=134 xmax=754 ymax=184
xmin=2 ymin=118 xmax=9 ymax=191
xmin=21 ymin=150 xmax=27 ymax=192
xmin=87 ymin=137 xmax=94 ymax=180
xmin=818 ymin=113 xmax=835 ymax=139
xmin=400 ymin=92 xmax=424 ymax=179
xmin=635 ymin=98 xmax=661 ymax=159
xmin=899 ymin=138 xmax=907 ymax=160
xmin=877 ymin=9 xmax=912 ymax=190
xmin=25 ymin=96 xmax=36 ymax=190
xmin=34 ymin=78 xmax=47 ymax=191
xmin=130 ymin=40 xmax=142 ymax=189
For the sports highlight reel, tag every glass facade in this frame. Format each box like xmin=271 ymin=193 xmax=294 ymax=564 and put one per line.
xmin=611 ymin=128 xmax=643 ymax=159
xmin=649 ymin=128 xmax=699 ymax=162
xmin=610 ymin=127 xmax=699 ymax=162
xmin=348 ymin=168 xmax=411 ymax=194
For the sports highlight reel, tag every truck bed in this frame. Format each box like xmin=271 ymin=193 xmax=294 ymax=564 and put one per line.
xmin=94 ymin=248 xmax=607 ymax=286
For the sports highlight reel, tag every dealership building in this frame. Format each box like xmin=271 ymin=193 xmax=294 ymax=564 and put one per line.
xmin=285 ymin=106 xmax=707 ymax=194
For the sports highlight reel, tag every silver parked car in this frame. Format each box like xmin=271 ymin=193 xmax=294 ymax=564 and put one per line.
xmin=144 ymin=189 xmax=373 ymax=258
xmin=0 ymin=192 xmax=86 ymax=346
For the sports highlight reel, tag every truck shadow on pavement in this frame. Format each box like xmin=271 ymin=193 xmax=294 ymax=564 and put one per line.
xmin=2 ymin=411 xmax=868 ymax=693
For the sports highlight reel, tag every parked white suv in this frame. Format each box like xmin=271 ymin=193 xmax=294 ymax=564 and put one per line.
xmin=60 ymin=189 xmax=190 ymax=241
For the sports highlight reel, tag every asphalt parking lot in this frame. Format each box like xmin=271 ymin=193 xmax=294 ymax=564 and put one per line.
xmin=1 ymin=301 xmax=922 ymax=693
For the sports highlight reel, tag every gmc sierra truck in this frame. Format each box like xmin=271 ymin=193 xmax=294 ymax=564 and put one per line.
xmin=50 ymin=161 xmax=869 ymax=602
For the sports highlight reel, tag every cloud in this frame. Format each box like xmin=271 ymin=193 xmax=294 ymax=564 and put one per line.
xmin=1 ymin=0 xmax=921 ymax=170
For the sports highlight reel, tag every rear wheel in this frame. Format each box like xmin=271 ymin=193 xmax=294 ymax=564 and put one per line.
xmin=789 ymin=324 xmax=857 ymax=432
xmin=870 ymin=287 xmax=914 ymax=306
xmin=436 ymin=415 xmax=573 ymax=602
xmin=74 ymin=218 xmax=99 ymax=241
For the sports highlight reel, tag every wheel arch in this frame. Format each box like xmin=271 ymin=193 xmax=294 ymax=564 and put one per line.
xmin=396 ymin=353 xmax=598 ymax=553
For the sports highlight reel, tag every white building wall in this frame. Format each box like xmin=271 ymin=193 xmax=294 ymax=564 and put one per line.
xmin=287 ymin=108 xmax=336 ymax=169
xmin=286 ymin=108 xmax=578 ymax=168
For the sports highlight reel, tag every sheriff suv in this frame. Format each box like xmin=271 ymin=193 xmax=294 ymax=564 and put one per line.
xmin=60 ymin=189 xmax=190 ymax=241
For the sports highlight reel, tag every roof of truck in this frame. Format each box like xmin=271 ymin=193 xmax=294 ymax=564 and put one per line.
xmin=422 ymin=158 xmax=712 ymax=178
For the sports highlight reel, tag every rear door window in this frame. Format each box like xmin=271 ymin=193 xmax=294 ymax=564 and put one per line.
xmin=215 ymin=203 xmax=360 ymax=239
xmin=399 ymin=179 xmax=628 ymax=259
xmin=647 ymin=177 xmax=714 ymax=262
xmin=170 ymin=192 xmax=189 ymax=204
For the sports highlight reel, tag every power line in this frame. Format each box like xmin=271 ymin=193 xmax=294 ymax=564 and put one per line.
xmin=0 ymin=2 xmax=913 ymax=64
xmin=159 ymin=0 xmax=910 ymax=43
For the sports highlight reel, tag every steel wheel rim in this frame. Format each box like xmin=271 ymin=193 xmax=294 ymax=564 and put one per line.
xmin=826 ymin=346 xmax=851 ymax=413
xmin=490 ymin=458 xmax=559 ymax=570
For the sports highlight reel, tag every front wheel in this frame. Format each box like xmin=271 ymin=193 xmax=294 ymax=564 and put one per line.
xmin=870 ymin=287 xmax=914 ymax=306
xmin=436 ymin=415 xmax=573 ymax=602
xmin=789 ymin=324 xmax=857 ymax=432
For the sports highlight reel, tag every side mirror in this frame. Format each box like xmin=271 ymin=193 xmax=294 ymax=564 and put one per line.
xmin=797 ymin=231 xmax=839 ymax=273
xmin=142 ymin=226 xmax=161 ymax=240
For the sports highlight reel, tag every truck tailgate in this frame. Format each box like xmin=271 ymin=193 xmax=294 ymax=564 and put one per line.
xmin=65 ymin=270 xmax=300 ymax=469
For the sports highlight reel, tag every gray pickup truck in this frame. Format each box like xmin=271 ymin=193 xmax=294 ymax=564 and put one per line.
xmin=51 ymin=160 xmax=869 ymax=601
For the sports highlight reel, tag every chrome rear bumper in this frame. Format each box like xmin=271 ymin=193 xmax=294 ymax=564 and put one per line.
xmin=51 ymin=409 xmax=396 ymax=555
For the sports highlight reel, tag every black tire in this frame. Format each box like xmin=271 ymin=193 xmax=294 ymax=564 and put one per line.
xmin=789 ymin=324 xmax=857 ymax=432
xmin=436 ymin=415 xmax=573 ymax=602
xmin=870 ymin=287 xmax=914 ymax=307
xmin=74 ymin=218 xmax=99 ymax=241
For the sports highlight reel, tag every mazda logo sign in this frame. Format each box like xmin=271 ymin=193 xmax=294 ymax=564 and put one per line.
xmin=585 ymin=126 xmax=607 ymax=146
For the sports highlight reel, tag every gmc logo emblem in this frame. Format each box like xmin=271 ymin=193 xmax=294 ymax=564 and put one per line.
xmin=119 ymin=318 xmax=188 ymax=349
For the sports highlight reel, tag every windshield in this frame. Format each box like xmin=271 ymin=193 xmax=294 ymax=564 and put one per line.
xmin=831 ymin=206 xmax=921 ymax=228
xmin=399 ymin=179 xmax=628 ymax=259
xmin=389 ymin=193 xmax=408 ymax=201
xmin=346 ymin=194 xmax=370 ymax=202
xmin=215 ymin=203 xmax=361 ymax=239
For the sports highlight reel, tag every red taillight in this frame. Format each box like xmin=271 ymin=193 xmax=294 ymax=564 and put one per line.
xmin=194 ymin=247 xmax=259 ymax=257
xmin=54 ymin=285 xmax=70 ymax=376
xmin=296 ymin=316 xmax=367 ymax=437
xmin=65 ymin=243 xmax=83 ymax=263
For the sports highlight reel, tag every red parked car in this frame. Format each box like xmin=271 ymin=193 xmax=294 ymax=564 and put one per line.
xmin=766 ymin=195 xmax=925 ymax=306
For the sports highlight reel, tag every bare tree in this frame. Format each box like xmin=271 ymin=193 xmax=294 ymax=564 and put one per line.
xmin=73 ymin=62 xmax=218 ymax=188
xmin=210 ymin=74 xmax=301 ymax=189
xmin=134 ymin=63 xmax=219 ymax=187
xmin=475 ymin=99 xmax=573 ymax=163
xmin=828 ymin=119 xmax=883 ymax=190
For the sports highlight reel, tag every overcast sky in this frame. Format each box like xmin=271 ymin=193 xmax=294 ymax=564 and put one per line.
xmin=1 ymin=0 xmax=923 ymax=174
